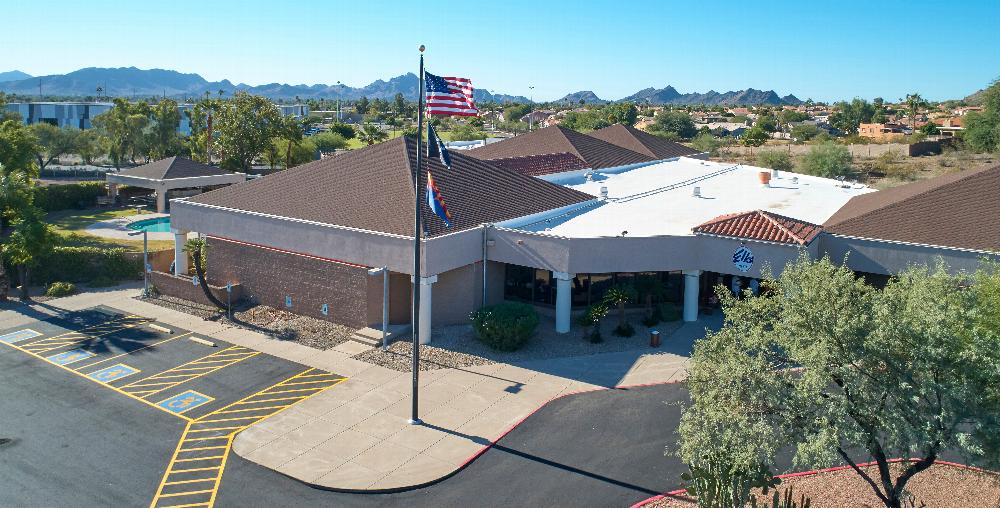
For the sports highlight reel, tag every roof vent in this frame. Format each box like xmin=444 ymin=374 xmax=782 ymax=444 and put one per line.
xmin=693 ymin=186 xmax=701 ymax=198
xmin=791 ymin=176 xmax=799 ymax=184
xmin=599 ymin=186 xmax=609 ymax=199
xmin=585 ymin=170 xmax=595 ymax=181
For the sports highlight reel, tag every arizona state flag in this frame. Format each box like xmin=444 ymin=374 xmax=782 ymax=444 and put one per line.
xmin=426 ymin=170 xmax=452 ymax=227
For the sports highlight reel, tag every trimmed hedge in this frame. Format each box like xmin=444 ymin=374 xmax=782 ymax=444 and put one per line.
xmin=470 ymin=302 xmax=540 ymax=352
xmin=31 ymin=246 xmax=141 ymax=285
xmin=33 ymin=182 xmax=106 ymax=212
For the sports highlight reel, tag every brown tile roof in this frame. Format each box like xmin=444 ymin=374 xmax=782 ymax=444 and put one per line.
xmin=466 ymin=125 xmax=653 ymax=170
xmin=486 ymin=152 xmax=589 ymax=177
xmin=119 ymin=156 xmax=233 ymax=180
xmin=186 ymin=136 xmax=593 ymax=238
xmin=694 ymin=210 xmax=822 ymax=245
xmin=587 ymin=124 xmax=701 ymax=159
xmin=824 ymin=164 xmax=1000 ymax=252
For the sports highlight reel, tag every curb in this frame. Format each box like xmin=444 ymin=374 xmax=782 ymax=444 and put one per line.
xmin=629 ymin=458 xmax=999 ymax=508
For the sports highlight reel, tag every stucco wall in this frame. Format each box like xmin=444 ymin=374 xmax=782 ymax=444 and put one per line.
xmin=819 ymin=234 xmax=999 ymax=275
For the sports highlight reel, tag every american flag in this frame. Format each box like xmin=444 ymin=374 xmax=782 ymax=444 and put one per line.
xmin=425 ymin=71 xmax=479 ymax=116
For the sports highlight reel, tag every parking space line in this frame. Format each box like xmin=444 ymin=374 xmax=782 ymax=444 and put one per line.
xmin=120 ymin=346 xmax=259 ymax=399
xmin=74 ymin=333 xmax=192 ymax=371
xmin=20 ymin=315 xmax=133 ymax=343
xmin=150 ymin=369 xmax=346 ymax=508
xmin=20 ymin=316 xmax=150 ymax=353
xmin=0 ymin=339 xmax=193 ymax=422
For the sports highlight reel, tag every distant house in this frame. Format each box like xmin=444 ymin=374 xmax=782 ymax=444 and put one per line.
xmin=934 ymin=117 xmax=965 ymax=137
xmin=858 ymin=123 xmax=908 ymax=141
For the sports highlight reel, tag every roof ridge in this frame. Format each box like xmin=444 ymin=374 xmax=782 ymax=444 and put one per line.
xmin=760 ymin=210 xmax=809 ymax=245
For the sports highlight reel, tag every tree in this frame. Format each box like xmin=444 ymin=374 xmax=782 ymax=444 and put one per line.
xmin=327 ymin=122 xmax=356 ymax=140
xmin=652 ymin=110 xmax=697 ymax=139
xmin=799 ymin=142 xmax=852 ymax=178
xmin=147 ymin=99 xmax=182 ymax=159
xmin=601 ymin=285 xmax=635 ymax=330
xmin=93 ymin=98 xmax=151 ymax=169
xmin=449 ymin=124 xmax=488 ymax=141
xmin=76 ymin=128 xmax=102 ymax=165
xmin=268 ymin=137 xmax=315 ymax=169
xmin=560 ymin=110 xmax=610 ymax=132
xmin=790 ymin=123 xmax=821 ymax=142
xmin=355 ymin=96 xmax=370 ymax=115
xmin=29 ymin=123 xmax=79 ymax=171
xmin=3 ymin=207 xmax=58 ymax=300
xmin=310 ymin=131 xmax=347 ymax=152
xmin=0 ymin=170 xmax=34 ymax=301
xmin=755 ymin=150 xmax=793 ymax=173
xmin=903 ymin=93 xmax=927 ymax=130
xmin=0 ymin=120 xmax=40 ymax=177
xmin=358 ymin=123 xmax=388 ymax=146
xmin=963 ymin=79 xmax=1000 ymax=153
xmin=394 ymin=93 xmax=406 ymax=115
xmin=503 ymin=104 xmax=532 ymax=125
xmin=690 ymin=132 xmax=724 ymax=156
xmin=679 ymin=256 xmax=1000 ymax=508
xmin=183 ymin=238 xmax=227 ymax=311
xmin=829 ymin=98 xmax=876 ymax=135
xmin=214 ymin=92 xmax=281 ymax=171
xmin=604 ymin=102 xmax=639 ymax=126
xmin=740 ymin=126 xmax=769 ymax=147
xmin=754 ymin=114 xmax=778 ymax=133
xmin=277 ymin=116 xmax=306 ymax=170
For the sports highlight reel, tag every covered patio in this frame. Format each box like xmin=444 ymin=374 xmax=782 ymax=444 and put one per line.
xmin=106 ymin=156 xmax=246 ymax=213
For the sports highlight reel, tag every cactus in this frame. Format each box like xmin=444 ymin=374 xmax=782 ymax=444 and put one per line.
xmin=750 ymin=486 xmax=811 ymax=508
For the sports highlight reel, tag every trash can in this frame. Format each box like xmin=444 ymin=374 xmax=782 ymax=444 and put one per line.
xmin=650 ymin=330 xmax=661 ymax=348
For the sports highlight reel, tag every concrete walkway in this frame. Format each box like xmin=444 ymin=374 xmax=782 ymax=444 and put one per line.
xmin=0 ymin=287 xmax=718 ymax=492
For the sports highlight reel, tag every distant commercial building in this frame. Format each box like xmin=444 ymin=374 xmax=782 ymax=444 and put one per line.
xmin=4 ymin=101 xmax=309 ymax=136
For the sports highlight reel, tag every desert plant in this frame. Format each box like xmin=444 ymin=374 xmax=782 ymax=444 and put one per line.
xmin=44 ymin=281 xmax=76 ymax=297
xmin=751 ymin=486 xmax=812 ymax=508
xmin=613 ymin=322 xmax=636 ymax=337
xmin=682 ymin=456 xmax=779 ymax=508
xmin=602 ymin=284 xmax=636 ymax=330
xmin=755 ymin=150 xmax=794 ymax=173
xmin=469 ymin=302 xmax=539 ymax=351
xmin=659 ymin=302 xmax=681 ymax=322
xmin=581 ymin=303 xmax=608 ymax=343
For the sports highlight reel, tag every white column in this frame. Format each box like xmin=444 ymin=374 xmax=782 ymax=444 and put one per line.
xmin=682 ymin=270 xmax=702 ymax=322
xmin=156 ymin=191 xmax=167 ymax=213
xmin=417 ymin=275 xmax=437 ymax=345
xmin=553 ymin=271 xmax=574 ymax=334
xmin=172 ymin=229 xmax=188 ymax=276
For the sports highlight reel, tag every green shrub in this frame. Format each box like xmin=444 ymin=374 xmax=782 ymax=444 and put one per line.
xmin=469 ymin=302 xmax=539 ymax=352
xmin=755 ymin=150 xmax=794 ymax=173
xmin=32 ymin=182 xmax=106 ymax=212
xmin=659 ymin=303 xmax=681 ymax=322
xmin=799 ymin=142 xmax=853 ymax=178
xmin=88 ymin=276 xmax=116 ymax=287
xmin=30 ymin=246 xmax=141 ymax=285
xmin=613 ymin=323 xmax=636 ymax=337
xmin=45 ymin=281 xmax=77 ymax=297
xmin=641 ymin=314 xmax=661 ymax=327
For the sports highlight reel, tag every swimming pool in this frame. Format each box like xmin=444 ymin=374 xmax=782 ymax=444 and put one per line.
xmin=128 ymin=217 xmax=172 ymax=233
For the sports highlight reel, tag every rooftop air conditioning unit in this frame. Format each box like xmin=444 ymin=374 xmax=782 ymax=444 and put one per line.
xmin=600 ymin=186 xmax=609 ymax=199
xmin=693 ymin=186 xmax=701 ymax=198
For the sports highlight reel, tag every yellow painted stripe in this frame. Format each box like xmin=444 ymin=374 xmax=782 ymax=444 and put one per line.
xmin=178 ymin=445 xmax=228 ymax=453
xmin=233 ymin=395 xmax=310 ymax=405
xmin=254 ymin=387 xmax=324 ymax=397
xmin=74 ymin=333 xmax=191 ymax=370
xmin=209 ymin=405 xmax=289 ymax=415
xmin=186 ymin=426 xmax=243 ymax=433
xmin=191 ymin=415 xmax=263 ymax=424
xmin=158 ymin=489 xmax=213 ymax=498
xmin=159 ymin=503 xmax=210 ymax=508
xmin=163 ymin=478 xmax=216 ymax=486
xmin=173 ymin=455 xmax=225 ymax=463
xmin=168 ymin=466 xmax=221 ymax=474
xmin=181 ymin=436 xmax=231 ymax=443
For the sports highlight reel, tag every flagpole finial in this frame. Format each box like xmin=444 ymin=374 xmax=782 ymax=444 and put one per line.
xmin=419 ymin=44 xmax=425 ymax=53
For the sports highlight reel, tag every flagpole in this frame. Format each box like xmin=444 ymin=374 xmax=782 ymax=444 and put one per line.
xmin=409 ymin=44 xmax=426 ymax=426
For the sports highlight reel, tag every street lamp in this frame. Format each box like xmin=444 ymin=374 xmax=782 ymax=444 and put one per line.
xmin=528 ymin=86 xmax=535 ymax=131
xmin=367 ymin=266 xmax=389 ymax=351
xmin=128 ymin=229 xmax=150 ymax=297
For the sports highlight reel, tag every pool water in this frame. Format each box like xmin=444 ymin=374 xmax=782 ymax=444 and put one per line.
xmin=128 ymin=217 xmax=172 ymax=233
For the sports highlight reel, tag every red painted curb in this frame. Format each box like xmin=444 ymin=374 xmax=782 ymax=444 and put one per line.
xmin=629 ymin=458 xmax=998 ymax=508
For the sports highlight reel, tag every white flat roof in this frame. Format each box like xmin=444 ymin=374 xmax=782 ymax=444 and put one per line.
xmin=506 ymin=157 xmax=873 ymax=238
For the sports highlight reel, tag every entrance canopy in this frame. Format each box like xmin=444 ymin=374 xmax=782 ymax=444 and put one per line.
xmin=106 ymin=156 xmax=246 ymax=212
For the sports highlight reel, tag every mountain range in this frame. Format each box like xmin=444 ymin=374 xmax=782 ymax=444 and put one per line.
xmin=0 ymin=66 xmax=802 ymax=105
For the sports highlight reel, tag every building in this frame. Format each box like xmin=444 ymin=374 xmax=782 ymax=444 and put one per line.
xmin=858 ymin=122 xmax=908 ymax=141
xmin=933 ymin=116 xmax=964 ymax=137
xmin=4 ymin=101 xmax=309 ymax=135
xmin=162 ymin=124 xmax=1000 ymax=344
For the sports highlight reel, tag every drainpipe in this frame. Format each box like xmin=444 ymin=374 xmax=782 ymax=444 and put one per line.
xmin=481 ymin=223 xmax=492 ymax=308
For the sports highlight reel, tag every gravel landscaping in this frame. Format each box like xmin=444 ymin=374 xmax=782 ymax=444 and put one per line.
xmin=138 ymin=294 xmax=355 ymax=350
xmin=355 ymin=315 xmax=684 ymax=372
xmin=650 ymin=462 xmax=1000 ymax=508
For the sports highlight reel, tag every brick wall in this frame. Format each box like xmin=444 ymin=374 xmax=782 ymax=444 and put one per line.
xmin=203 ymin=237 xmax=373 ymax=328
xmin=150 ymin=271 xmax=242 ymax=307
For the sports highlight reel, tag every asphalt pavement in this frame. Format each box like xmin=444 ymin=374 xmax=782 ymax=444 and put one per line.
xmin=0 ymin=306 xmax=693 ymax=508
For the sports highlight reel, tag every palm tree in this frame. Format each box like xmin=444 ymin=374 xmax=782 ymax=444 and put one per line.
xmin=280 ymin=117 xmax=304 ymax=169
xmin=359 ymin=123 xmax=388 ymax=146
xmin=183 ymin=238 xmax=227 ymax=311
xmin=904 ymin=93 xmax=927 ymax=130
xmin=3 ymin=208 xmax=58 ymax=300
xmin=0 ymin=171 xmax=34 ymax=301
xmin=602 ymin=284 xmax=636 ymax=330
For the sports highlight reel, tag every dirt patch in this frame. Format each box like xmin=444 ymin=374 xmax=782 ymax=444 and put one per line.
xmin=354 ymin=339 xmax=494 ymax=371
xmin=138 ymin=294 xmax=355 ymax=350
xmin=650 ymin=462 xmax=1000 ymax=508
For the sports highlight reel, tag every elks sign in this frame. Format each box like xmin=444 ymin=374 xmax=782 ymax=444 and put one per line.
xmin=732 ymin=246 xmax=754 ymax=272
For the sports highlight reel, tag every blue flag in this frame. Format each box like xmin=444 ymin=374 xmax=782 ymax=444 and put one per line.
xmin=427 ymin=125 xmax=451 ymax=169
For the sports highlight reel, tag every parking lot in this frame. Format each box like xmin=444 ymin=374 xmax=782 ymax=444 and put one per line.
xmin=0 ymin=305 xmax=345 ymax=507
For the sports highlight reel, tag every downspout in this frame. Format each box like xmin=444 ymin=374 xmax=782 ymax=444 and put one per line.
xmin=481 ymin=223 xmax=492 ymax=308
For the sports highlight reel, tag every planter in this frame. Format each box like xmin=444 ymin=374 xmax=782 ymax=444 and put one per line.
xmin=758 ymin=171 xmax=771 ymax=185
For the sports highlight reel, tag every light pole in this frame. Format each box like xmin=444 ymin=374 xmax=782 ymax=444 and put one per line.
xmin=367 ymin=266 xmax=389 ymax=351
xmin=528 ymin=86 xmax=535 ymax=132
xmin=128 ymin=229 xmax=150 ymax=297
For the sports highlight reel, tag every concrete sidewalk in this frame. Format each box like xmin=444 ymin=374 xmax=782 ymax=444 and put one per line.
xmin=0 ymin=286 xmax=714 ymax=491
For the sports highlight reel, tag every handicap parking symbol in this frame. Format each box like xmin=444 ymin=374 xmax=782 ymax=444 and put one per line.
xmin=87 ymin=363 xmax=139 ymax=383
xmin=47 ymin=348 xmax=96 ymax=365
xmin=156 ymin=390 xmax=214 ymax=414
xmin=0 ymin=329 xmax=42 ymax=343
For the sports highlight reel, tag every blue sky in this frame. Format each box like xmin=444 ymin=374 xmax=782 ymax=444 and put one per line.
xmin=4 ymin=0 xmax=998 ymax=102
